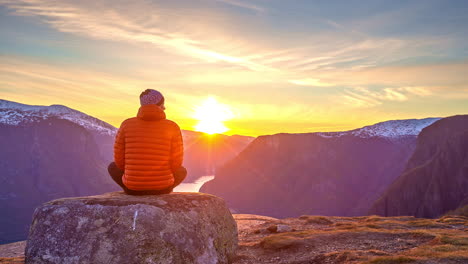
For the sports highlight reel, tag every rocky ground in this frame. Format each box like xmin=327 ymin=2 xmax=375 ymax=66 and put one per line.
xmin=233 ymin=214 xmax=468 ymax=264
xmin=1 ymin=214 xmax=467 ymax=264
xmin=0 ymin=241 xmax=24 ymax=264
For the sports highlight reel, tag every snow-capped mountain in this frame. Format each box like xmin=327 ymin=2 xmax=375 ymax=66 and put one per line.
xmin=317 ymin=118 xmax=441 ymax=138
xmin=0 ymin=99 xmax=116 ymax=136
xmin=0 ymin=102 xmax=119 ymax=244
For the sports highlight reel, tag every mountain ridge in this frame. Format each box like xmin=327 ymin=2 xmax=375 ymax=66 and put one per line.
xmin=0 ymin=99 xmax=116 ymax=136
xmin=0 ymin=99 xmax=443 ymax=139
xmin=200 ymin=117 xmax=445 ymax=218
xmin=316 ymin=117 xmax=440 ymax=138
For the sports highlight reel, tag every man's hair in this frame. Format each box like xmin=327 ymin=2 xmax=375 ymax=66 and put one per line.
xmin=140 ymin=89 xmax=164 ymax=106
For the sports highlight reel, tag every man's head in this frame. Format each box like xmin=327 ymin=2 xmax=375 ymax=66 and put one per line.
xmin=140 ymin=89 xmax=165 ymax=110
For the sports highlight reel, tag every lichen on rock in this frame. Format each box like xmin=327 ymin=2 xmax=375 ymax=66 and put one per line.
xmin=25 ymin=192 xmax=238 ymax=264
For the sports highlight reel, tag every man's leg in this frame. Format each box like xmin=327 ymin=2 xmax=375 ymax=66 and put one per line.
xmin=108 ymin=164 xmax=187 ymax=195
xmin=107 ymin=162 xmax=131 ymax=192
xmin=172 ymin=166 xmax=187 ymax=188
xmin=124 ymin=167 xmax=187 ymax=195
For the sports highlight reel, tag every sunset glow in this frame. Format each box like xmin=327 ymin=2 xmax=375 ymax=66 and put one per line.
xmin=0 ymin=0 xmax=467 ymax=136
xmin=193 ymin=97 xmax=234 ymax=134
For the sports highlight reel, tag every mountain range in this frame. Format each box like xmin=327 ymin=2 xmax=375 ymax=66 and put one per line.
xmin=200 ymin=117 xmax=445 ymax=218
xmin=0 ymin=99 xmax=253 ymax=243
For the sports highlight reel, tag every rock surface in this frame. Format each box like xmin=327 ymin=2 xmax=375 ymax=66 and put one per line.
xmin=25 ymin=192 xmax=238 ymax=264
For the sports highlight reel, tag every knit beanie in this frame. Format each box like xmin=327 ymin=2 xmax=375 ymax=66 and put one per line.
xmin=140 ymin=89 xmax=165 ymax=106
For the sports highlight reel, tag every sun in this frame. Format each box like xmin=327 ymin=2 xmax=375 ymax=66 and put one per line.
xmin=193 ymin=97 xmax=234 ymax=134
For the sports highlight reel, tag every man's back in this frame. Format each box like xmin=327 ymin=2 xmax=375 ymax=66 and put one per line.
xmin=113 ymin=104 xmax=183 ymax=191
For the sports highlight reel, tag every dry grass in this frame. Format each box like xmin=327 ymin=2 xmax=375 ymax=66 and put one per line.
xmin=334 ymin=222 xmax=359 ymax=230
xmin=0 ymin=257 xmax=24 ymax=264
xmin=235 ymin=214 xmax=468 ymax=264
xmin=299 ymin=215 xmax=334 ymax=225
xmin=365 ymin=216 xmax=388 ymax=222
xmin=445 ymin=205 xmax=468 ymax=217
xmin=407 ymin=219 xmax=445 ymax=228
xmin=259 ymin=234 xmax=304 ymax=250
xmin=440 ymin=235 xmax=468 ymax=246
xmin=366 ymin=256 xmax=417 ymax=263
xmin=437 ymin=215 xmax=468 ymax=225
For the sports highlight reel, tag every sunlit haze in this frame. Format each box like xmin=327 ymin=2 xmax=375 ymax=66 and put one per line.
xmin=1 ymin=0 xmax=467 ymax=136
xmin=193 ymin=97 xmax=234 ymax=134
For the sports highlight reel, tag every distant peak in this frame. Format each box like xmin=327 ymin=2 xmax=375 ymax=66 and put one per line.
xmin=317 ymin=118 xmax=441 ymax=139
xmin=0 ymin=99 xmax=117 ymax=135
xmin=49 ymin=104 xmax=70 ymax=109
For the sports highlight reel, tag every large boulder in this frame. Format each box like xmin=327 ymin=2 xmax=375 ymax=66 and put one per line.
xmin=25 ymin=192 xmax=238 ymax=264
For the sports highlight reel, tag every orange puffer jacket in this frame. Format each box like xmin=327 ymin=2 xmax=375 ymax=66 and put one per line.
xmin=113 ymin=105 xmax=183 ymax=191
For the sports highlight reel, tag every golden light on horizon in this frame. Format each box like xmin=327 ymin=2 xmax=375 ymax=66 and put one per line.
xmin=193 ymin=97 xmax=234 ymax=135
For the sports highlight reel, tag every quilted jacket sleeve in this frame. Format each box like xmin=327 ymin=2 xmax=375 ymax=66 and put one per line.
xmin=114 ymin=122 xmax=126 ymax=170
xmin=170 ymin=123 xmax=184 ymax=171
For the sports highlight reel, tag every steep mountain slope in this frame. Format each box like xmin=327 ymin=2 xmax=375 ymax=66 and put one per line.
xmin=370 ymin=115 xmax=468 ymax=218
xmin=0 ymin=118 xmax=118 ymax=244
xmin=200 ymin=118 xmax=440 ymax=218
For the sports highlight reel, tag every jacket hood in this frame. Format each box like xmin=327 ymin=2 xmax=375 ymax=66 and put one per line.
xmin=137 ymin=105 xmax=166 ymax=121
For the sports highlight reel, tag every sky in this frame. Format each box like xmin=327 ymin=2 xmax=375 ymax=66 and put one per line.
xmin=0 ymin=0 xmax=467 ymax=136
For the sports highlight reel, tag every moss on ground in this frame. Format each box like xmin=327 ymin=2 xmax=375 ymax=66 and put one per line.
xmin=366 ymin=256 xmax=417 ymax=263
xmin=445 ymin=205 xmax=468 ymax=217
xmin=300 ymin=215 xmax=333 ymax=225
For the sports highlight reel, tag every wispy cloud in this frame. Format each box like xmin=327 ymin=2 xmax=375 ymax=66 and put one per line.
xmin=214 ymin=0 xmax=265 ymax=13
xmin=288 ymin=78 xmax=335 ymax=87
xmin=342 ymin=86 xmax=432 ymax=108
xmin=0 ymin=0 xmax=450 ymax=78
xmin=0 ymin=0 xmax=273 ymax=71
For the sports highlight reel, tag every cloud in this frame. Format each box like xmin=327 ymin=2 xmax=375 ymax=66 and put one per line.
xmin=383 ymin=88 xmax=407 ymax=101
xmin=288 ymin=78 xmax=335 ymax=87
xmin=0 ymin=0 xmax=454 ymax=79
xmin=1 ymin=0 xmax=466 ymax=105
xmin=0 ymin=0 xmax=274 ymax=72
xmin=342 ymin=86 xmax=433 ymax=108
xmin=342 ymin=94 xmax=381 ymax=108
xmin=400 ymin=86 xmax=432 ymax=96
xmin=214 ymin=0 xmax=265 ymax=13
xmin=321 ymin=61 xmax=468 ymax=88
